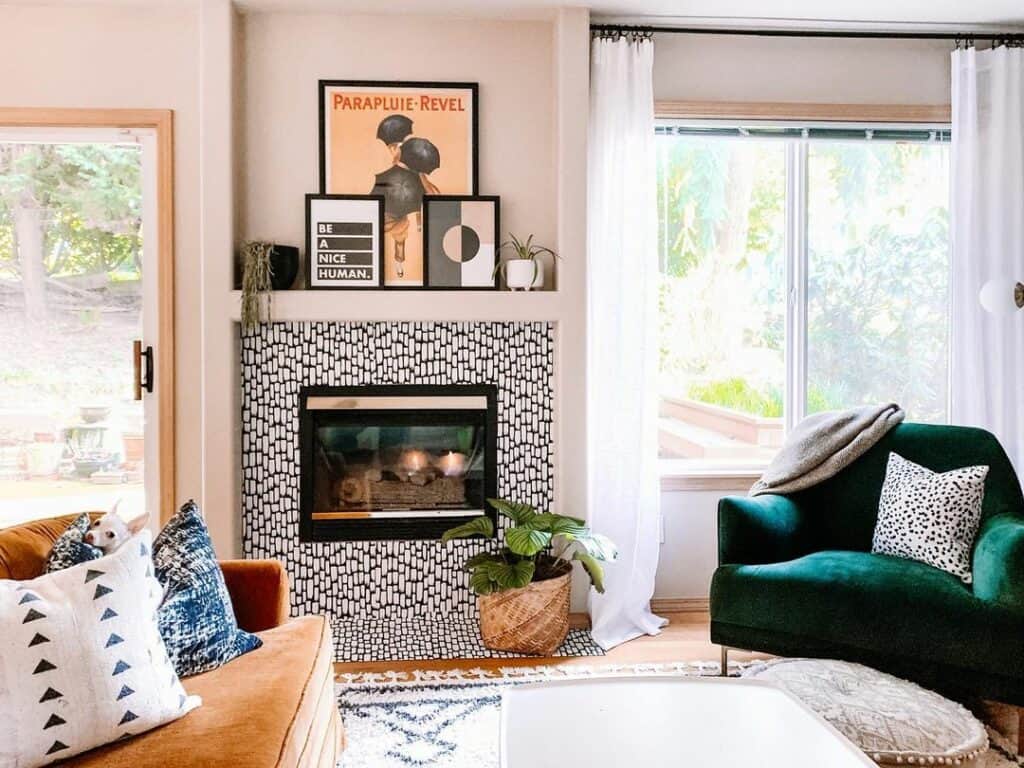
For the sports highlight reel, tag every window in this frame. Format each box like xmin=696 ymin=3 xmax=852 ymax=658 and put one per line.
xmin=656 ymin=120 xmax=950 ymax=470
xmin=0 ymin=125 xmax=160 ymax=528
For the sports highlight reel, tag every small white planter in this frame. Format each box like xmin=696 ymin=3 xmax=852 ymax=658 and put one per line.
xmin=504 ymin=259 xmax=544 ymax=291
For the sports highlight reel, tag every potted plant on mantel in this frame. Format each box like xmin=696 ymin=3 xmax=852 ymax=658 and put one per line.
xmin=443 ymin=498 xmax=617 ymax=656
xmin=493 ymin=234 xmax=558 ymax=291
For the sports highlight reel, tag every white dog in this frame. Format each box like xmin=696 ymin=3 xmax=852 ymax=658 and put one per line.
xmin=84 ymin=501 xmax=150 ymax=554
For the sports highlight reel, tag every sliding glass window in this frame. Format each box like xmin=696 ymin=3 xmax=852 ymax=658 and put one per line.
xmin=655 ymin=121 xmax=950 ymax=470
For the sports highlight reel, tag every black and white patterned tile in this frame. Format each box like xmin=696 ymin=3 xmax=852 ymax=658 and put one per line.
xmin=330 ymin=616 xmax=604 ymax=662
xmin=240 ymin=321 xmax=595 ymax=661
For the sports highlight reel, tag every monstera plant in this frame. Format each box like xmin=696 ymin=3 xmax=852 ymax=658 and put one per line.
xmin=443 ymin=498 xmax=617 ymax=655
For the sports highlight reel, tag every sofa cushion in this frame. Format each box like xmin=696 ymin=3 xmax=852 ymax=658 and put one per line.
xmin=0 ymin=531 xmax=200 ymax=768
xmin=59 ymin=615 xmax=340 ymax=768
xmin=711 ymin=550 xmax=1024 ymax=676
xmin=871 ymin=452 xmax=988 ymax=583
xmin=153 ymin=501 xmax=262 ymax=677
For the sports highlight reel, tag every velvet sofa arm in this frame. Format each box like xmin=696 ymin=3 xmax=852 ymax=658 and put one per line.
xmin=219 ymin=559 xmax=291 ymax=632
xmin=718 ymin=494 xmax=810 ymax=566
xmin=972 ymin=515 xmax=1024 ymax=612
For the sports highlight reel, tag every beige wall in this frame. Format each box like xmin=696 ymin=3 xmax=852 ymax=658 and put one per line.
xmin=238 ymin=12 xmax=556 ymax=269
xmin=653 ymin=33 xmax=952 ymax=104
xmin=652 ymin=32 xmax=953 ymax=602
xmin=0 ymin=3 xmax=203 ymax=516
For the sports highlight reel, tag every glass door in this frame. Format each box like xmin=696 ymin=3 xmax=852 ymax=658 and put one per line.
xmin=0 ymin=126 xmax=159 ymax=528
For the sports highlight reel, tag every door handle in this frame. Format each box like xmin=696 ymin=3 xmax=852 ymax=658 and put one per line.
xmin=133 ymin=340 xmax=154 ymax=400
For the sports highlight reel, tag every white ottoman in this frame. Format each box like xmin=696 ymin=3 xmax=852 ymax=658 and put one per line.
xmin=743 ymin=659 xmax=989 ymax=766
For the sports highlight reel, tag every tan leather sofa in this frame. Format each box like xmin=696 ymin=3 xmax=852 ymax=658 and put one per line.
xmin=0 ymin=515 xmax=344 ymax=768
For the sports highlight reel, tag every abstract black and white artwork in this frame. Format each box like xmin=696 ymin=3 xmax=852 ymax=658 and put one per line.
xmin=423 ymin=195 xmax=499 ymax=289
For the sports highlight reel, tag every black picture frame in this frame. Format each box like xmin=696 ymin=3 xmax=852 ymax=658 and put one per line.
xmin=304 ymin=194 xmax=385 ymax=290
xmin=317 ymin=79 xmax=479 ymax=196
xmin=422 ymin=195 xmax=500 ymax=291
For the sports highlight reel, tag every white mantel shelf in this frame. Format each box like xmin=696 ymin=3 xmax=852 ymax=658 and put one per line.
xmin=227 ymin=289 xmax=569 ymax=323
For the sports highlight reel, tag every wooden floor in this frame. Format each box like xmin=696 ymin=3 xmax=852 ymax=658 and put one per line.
xmin=334 ymin=611 xmax=772 ymax=678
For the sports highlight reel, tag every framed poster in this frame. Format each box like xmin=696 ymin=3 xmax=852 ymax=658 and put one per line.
xmin=423 ymin=195 xmax=499 ymax=290
xmin=318 ymin=80 xmax=478 ymax=288
xmin=305 ymin=194 xmax=384 ymax=289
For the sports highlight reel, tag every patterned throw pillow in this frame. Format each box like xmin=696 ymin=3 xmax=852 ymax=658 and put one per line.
xmin=43 ymin=512 xmax=102 ymax=573
xmin=871 ymin=452 xmax=988 ymax=583
xmin=0 ymin=531 xmax=200 ymax=768
xmin=153 ymin=500 xmax=262 ymax=677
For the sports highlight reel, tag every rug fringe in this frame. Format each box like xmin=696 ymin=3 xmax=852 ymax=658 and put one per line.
xmin=335 ymin=659 xmax=766 ymax=686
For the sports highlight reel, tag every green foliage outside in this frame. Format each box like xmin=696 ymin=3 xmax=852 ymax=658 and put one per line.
xmin=657 ymin=133 xmax=949 ymax=424
xmin=0 ymin=143 xmax=142 ymax=293
xmin=0 ymin=142 xmax=144 ymax=419
xmin=687 ymin=377 xmax=783 ymax=418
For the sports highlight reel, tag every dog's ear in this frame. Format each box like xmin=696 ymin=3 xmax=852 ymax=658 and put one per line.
xmin=109 ymin=498 xmax=122 ymax=517
xmin=126 ymin=511 xmax=150 ymax=535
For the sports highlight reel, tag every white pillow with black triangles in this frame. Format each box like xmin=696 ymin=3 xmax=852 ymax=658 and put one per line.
xmin=0 ymin=530 xmax=200 ymax=768
xmin=871 ymin=452 xmax=989 ymax=583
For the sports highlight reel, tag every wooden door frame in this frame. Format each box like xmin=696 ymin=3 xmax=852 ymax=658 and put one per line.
xmin=0 ymin=108 xmax=176 ymax=524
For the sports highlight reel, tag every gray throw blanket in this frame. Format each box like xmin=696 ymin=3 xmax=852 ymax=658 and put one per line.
xmin=750 ymin=403 xmax=905 ymax=496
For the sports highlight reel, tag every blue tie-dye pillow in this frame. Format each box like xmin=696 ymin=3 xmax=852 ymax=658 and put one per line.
xmin=44 ymin=512 xmax=103 ymax=573
xmin=153 ymin=500 xmax=262 ymax=677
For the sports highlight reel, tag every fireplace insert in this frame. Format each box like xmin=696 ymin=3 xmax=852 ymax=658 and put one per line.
xmin=298 ymin=384 xmax=497 ymax=541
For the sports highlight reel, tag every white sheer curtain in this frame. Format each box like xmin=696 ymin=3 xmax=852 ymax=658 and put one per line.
xmin=586 ymin=33 xmax=666 ymax=649
xmin=951 ymin=46 xmax=1024 ymax=472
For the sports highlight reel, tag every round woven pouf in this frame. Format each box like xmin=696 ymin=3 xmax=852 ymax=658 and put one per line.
xmin=743 ymin=659 xmax=988 ymax=766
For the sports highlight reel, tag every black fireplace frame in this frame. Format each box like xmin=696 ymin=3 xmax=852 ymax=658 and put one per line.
xmin=298 ymin=384 xmax=498 ymax=542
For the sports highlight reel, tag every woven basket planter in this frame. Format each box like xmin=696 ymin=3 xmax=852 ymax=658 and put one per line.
xmin=478 ymin=564 xmax=572 ymax=656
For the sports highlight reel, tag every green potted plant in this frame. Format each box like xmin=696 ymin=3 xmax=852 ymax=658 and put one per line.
xmin=493 ymin=234 xmax=557 ymax=291
xmin=443 ymin=498 xmax=617 ymax=655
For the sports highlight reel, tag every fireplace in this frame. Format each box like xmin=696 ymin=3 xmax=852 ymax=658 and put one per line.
xmin=298 ymin=384 xmax=498 ymax=541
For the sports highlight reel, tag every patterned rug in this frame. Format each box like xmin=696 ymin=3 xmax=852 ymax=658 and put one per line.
xmin=335 ymin=663 xmax=1023 ymax=768
xmin=330 ymin=616 xmax=604 ymax=662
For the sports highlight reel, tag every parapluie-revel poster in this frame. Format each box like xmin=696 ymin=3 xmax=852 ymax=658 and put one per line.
xmin=319 ymin=80 xmax=478 ymax=287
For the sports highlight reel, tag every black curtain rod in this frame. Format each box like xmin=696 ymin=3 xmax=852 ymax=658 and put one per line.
xmin=589 ymin=23 xmax=1024 ymax=42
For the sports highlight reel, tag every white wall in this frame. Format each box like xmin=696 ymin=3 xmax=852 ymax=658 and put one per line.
xmin=0 ymin=3 xmax=203 ymax=515
xmin=651 ymin=32 xmax=953 ymax=602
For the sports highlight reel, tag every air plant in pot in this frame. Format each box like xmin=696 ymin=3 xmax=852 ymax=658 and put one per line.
xmin=443 ymin=498 xmax=617 ymax=655
xmin=493 ymin=234 xmax=558 ymax=291
xmin=239 ymin=241 xmax=300 ymax=329
xmin=240 ymin=241 xmax=275 ymax=330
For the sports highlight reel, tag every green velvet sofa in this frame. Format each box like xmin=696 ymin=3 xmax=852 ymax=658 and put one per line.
xmin=710 ymin=423 xmax=1024 ymax=704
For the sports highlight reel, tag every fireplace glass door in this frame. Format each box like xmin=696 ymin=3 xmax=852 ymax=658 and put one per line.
xmin=299 ymin=386 xmax=497 ymax=541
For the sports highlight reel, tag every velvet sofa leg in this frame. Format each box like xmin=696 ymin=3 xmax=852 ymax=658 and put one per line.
xmin=720 ymin=646 xmax=728 ymax=677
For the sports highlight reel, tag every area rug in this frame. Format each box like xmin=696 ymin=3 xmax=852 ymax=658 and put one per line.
xmin=330 ymin=616 xmax=604 ymax=662
xmin=335 ymin=663 xmax=1022 ymax=768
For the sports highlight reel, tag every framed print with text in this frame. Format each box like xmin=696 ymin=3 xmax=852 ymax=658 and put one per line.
xmin=305 ymin=194 xmax=384 ymax=289
xmin=318 ymin=80 xmax=478 ymax=288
